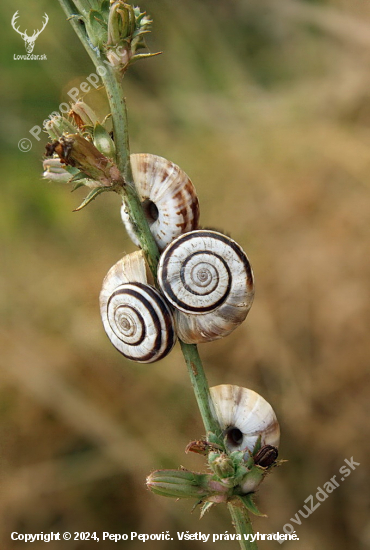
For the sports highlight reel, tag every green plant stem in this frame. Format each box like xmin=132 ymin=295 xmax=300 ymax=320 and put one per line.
xmin=228 ymin=501 xmax=258 ymax=550
xmin=179 ymin=342 xmax=219 ymax=436
xmin=57 ymin=2 xmax=257 ymax=547
xmin=57 ymin=0 xmax=129 ymax=177
xmin=58 ymin=0 xmax=159 ymax=276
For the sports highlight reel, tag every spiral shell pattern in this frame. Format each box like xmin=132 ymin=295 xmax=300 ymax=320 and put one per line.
xmin=121 ymin=153 xmax=199 ymax=250
xmin=157 ymin=230 xmax=254 ymax=343
xmin=210 ymin=385 xmax=280 ymax=453
xmin=100 ymin=251 xmax=176 ymax=363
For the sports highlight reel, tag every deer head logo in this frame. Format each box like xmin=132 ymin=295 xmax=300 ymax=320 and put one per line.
xmin=11 ymin=11 xmax=49 ymax=54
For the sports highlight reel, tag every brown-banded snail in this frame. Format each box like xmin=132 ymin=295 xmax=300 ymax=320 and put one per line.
xmin=121 ymin=153 xmax=200 ymax=250
xmin=157 ymin=230 xmax=255 ymax=344
xmin=99 ymin=250 xmax=176 ymax=363
xmin=209 ymin=385 xmax=280 ymax=454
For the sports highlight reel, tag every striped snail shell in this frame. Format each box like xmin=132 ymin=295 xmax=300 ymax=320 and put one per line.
xmin=157 ymin=230 xmax=254 ymax=344
xmin=121 ymin=153 xmax=199 ymax=250
xmin=100 ymin=250 xmax=176 ymax=363
xmin=210 ymin=385 xmax=280 ymax=454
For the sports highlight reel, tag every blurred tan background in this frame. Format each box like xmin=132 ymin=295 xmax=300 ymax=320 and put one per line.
xmin=0 ymin=0 xmax=369 ymax=548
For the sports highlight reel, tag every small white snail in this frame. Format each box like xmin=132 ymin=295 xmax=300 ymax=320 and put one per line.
xmin=100 ymin=250 xmax=176 ymax=363
xmin=157 ymin=230 xmax=254 ymax=344
xmin=121 ymin=153 xmax=200 ymax=250
xmin=210 ymin=385 xmax=280 ymax=454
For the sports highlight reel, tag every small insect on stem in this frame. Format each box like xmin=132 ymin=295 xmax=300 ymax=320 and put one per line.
xmin=253 ymin=446 xmax=279 ymax=468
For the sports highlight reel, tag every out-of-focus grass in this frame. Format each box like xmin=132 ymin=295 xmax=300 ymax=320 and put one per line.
xmin=1 ymin=0 xmax=370 ymax=548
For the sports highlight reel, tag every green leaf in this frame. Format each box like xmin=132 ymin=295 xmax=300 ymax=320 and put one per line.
xmin=92 ymin=12 xmax=107 ymax=27
xmin=73 ymin=187 xmax=108 ymax=211
xmin=236 ymin=494 xmax=267 ymax=517
xmin=72 ymin=0 xmax=93 ymax=17
xmin=87 ymin=10 xmax=108 ymax=48
xmin=243 ymin=451 xmax=255 ymax=470
xmin=69 ymin=171 xmax=97 ymax=191
xmin=252 ymin=435 xmax=262 ymax=455
xmin=65 ymin=166 xmax=80 ymax=176
xmin=128 ymin=5 xmax=136 ymax=36
xmin=87 ymin=0 xmax=101 ymax=11
xmin=100 ymin=0 xmax=110 ymax=17
xmin=207 ymin=431 xmax=224 ymax=449
xmin=69 ymin=171 xmax=90 ymax=182
xmin=200 ymin=501 xmax=214 ymax=519
xmin=130 ymin=52 xmax=162 ymax=65
xmin=93 ymin=122 xmax=116 ymax=158
xmin=230 ymin=450 xmax=245 ymax=462
xmin=71 ymin=180 xmax=86 ymax=192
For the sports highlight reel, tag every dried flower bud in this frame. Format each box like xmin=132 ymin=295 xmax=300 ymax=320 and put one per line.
xmin=185 ymin=440 xmax=223 ymax=456
xmin=45 ymin=134 xmax=123 ymax=188
xmin=44 ymin=116 xmax=77 ymax=141
xmin=69 ymin=101 xmax=100 ymax=129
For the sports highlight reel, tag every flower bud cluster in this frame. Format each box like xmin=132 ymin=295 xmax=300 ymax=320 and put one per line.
xmin=43 ymin=103 xmax=122 ymax=210
xmin=207 ymin=447 xmax=271 ymax=496
xmin=146 ymin=435 xmax=279 ymax=515
xmin=71 ymin=0 xmax=160 ymax=72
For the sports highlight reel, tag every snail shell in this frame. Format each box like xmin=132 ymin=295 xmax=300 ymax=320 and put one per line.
xmin=100 ymin=250 xmax=176 ymax=363
xmin=210 ymin=385 xmax=280 ymax=453
xmin=157 ymin=230 xmax=254 ymax=344
xmin=121 ymin=153 xmax=199 ymax=250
